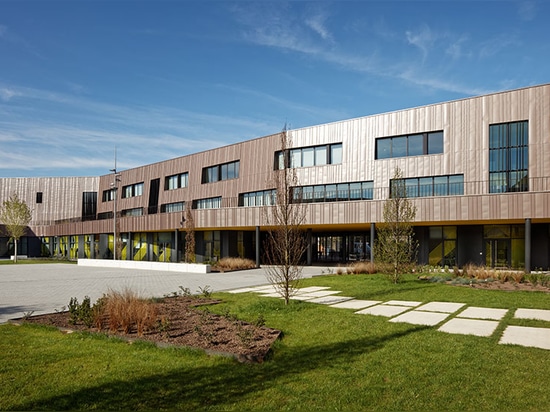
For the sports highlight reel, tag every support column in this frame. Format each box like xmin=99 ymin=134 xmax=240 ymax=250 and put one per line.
xmin=306 ymin=228 xmax=312 ymax=266
xmin=370 ymin=222 xmax=375 ymax=263
xmin=255 ymin=226 xmax=261 ymax=268
xmin=173 ymin=229 xmax=178 ymax=262
xmin=525 ymin=218 xmax=531 ymax=274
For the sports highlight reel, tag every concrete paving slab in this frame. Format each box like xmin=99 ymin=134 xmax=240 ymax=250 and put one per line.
xmin=249 ymin=285 xmax=279 ymax=293
xmin=390 ymin=310 xmax=450 ymax=326
xmin=500 ymin=326 xmax=550 ymax=350
xmin=514 ymin=308 xmax=550 ymax=322
xmin=356 ymin=304 xmax=412 ymax=317
xmin=439 ymin=318 xmax=500 ymax=337
xmin=293 ymin=290 xmax=341 ymax=298
xmin=297 ymin=286 xmax=332 ymax=293
xmin=259 ymin=292 xmax=284 ymax=298
xmin=415 ymin=302 xmax=465 ymax=313
xmin=383 ymin=300 xmax=422 ymax=307
xmin=330 ymin=299 xmax=382 ymax=310
xmin=307 ymin=296 xmax=354 ymax=305
xmin=458 ymin=307 xmax=508 ymax=320
xmin=227 ymin=287 xmax=262 ymax=294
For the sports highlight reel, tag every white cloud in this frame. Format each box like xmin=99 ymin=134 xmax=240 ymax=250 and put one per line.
xmin=406 ymin=24 xmax=436 ymax=61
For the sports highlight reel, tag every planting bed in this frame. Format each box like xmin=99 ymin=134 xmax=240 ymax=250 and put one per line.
xmin=18 ymin=296 xmax=281 ymax=363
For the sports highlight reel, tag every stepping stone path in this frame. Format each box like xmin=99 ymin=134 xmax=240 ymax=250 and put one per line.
xmin=228 ymin=285 xmax=550 ymax=351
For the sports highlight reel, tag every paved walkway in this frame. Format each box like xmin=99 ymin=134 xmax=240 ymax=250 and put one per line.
xmin=0 ymin=263 xmax=319 ymax=324
xmin=229 ymin=284 xmax=550 ymax=351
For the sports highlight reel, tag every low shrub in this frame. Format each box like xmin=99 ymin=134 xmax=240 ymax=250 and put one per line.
xmin=347 ymin=261 xmax=377 ymax=275
xmin=214 ymin=257 xmax=256 ymax=272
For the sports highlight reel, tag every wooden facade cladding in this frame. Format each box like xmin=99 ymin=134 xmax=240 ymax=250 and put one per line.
xmin=2 ymin=83 xmax=550 ymax=238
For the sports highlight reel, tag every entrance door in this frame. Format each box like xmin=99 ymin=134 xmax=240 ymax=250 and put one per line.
xmin=485 ymin=239 xmax=510 ymax=268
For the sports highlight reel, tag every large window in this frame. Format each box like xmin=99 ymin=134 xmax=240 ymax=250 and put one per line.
xmin=376 ymin=131 xmax=443 ymax=159
xmin=489 ymin=120 xmax=528 ymax=193
xmin=193 ymin=196 xmax=222 ymax=209
xmin=161 ymin=201 xmax=185 ymax=213
xmin=102 ymin=188 xmax=116 ymax=202
xmin=429 ymin=226 xmax=457 ymax=267
xmin=165 ymin=172 xmax=188 ymax=190
xmin=294 ymin=181 xmax=374 ymax=203
xmin=391 ymin=174 xmax=464 ymax=198
xmin=121 ymin=182 xmax=144 ymax=198
xmin=202 ymin=161 xmax=239 ymax=183
xmin=275 ymin=143 xmax=343 ymax=169
xmin=121 ymin=207 xmax=143 ymax=217
xmin=239 ymin=189 xmax=276 ymax=207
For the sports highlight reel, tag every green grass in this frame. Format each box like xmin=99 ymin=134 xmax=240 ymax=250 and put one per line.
xmin=2 ymin=273 xmax=550 ymax=411
xmin=0 ymin=258 xmax=76 ymax=265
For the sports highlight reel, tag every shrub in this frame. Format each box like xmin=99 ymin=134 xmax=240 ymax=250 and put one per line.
xmin=347 ymin=261 xmax=377 ymax=275
xmin=214 ymin=257 xmax=256 ymax=272
xmin=100 ymin=288 xmax=158 ymax=336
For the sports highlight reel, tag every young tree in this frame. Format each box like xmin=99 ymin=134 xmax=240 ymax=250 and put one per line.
xmin=263 ymin=127 xmax=308 ymax=304
xmin=0 ymin=193 xmax=32 ymax=263
xmin=183 ymin=203 xmax=196 ymax=263
xmin=375 ymin=168 xmax=417 ymax=283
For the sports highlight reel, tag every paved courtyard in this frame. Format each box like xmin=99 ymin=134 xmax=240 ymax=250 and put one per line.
xmin=229 ymin=284 xmax=550 ymax=351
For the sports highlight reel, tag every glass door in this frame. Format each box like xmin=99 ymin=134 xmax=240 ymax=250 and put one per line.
xmin=485 ymin=239 xmax=510 ymax=268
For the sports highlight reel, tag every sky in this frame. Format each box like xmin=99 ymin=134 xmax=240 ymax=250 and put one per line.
xmin=0 ymin=0 xmax=549 ymax=178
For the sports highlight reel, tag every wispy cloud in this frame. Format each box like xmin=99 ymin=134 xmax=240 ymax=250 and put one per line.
xmin=518 ymin=1 xmax=537 ymax=21
xmin=406 ymin=24 xmax=436 ymax=61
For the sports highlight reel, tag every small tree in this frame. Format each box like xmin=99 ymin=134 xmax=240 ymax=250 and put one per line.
xmin=183 ymin=203 xmax=196 ymax=263
xmin=375 ymin=168 xmax=417 ymax=283
xmin=263 ymin=127 xmax=308 ymax=304
xmin=0 ymin=193 xmax=32 ymax=263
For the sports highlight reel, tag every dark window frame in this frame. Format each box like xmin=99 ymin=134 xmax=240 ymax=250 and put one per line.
xmin=375 ymin=131 xmax=444 ymax=159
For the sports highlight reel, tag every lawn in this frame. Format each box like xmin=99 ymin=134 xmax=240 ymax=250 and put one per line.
xmin=0 ymin=258 xmax=75 ymax=265
xmin=1 ymin=273 xmax=550 ymax=411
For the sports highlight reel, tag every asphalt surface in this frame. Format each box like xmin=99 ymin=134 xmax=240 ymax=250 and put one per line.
xmin=0 ymin=263 xmax=321 ymax=324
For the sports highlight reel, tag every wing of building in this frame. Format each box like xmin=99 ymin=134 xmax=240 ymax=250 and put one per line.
xmin=1 ymin=84 xmax=549 ymax=270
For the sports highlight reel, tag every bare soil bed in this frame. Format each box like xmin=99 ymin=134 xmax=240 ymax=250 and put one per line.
xmin=18 ymin=296 xmax=281 ymax=363
xmin=462 ymin=281 xmax=550 ymax=293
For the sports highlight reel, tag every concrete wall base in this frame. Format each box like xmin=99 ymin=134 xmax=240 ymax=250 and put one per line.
xmin=78 ymin=259 xmax=211 ymax=273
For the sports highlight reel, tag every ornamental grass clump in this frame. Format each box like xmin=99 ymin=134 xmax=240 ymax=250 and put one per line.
xmin=214 ymin=257 xmax=256 ymax=272
xmin=347 ymin=261 xmax=377 ymax=275
xmin=102 ymin=288 xmax=158 ymax=336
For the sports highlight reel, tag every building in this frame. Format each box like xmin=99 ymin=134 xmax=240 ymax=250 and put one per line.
xmin=1 ymin=84 xmax=550 ymax=270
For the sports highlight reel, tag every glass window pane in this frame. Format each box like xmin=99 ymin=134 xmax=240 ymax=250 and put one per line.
xmin=376 ymin=139 xmax=391 ymax=159
xmin=448 ymin=175 xmax=464 ymax=195
xmin=315 ymin=146 xmax=327 ymax=165
xmin=408 ymin=134 xmax=423 ymax=156
xmin=418 ymin=177 xmax=433 ymax=197
xmin=362 ymin=181 xmax=373 ymax=199
xmin=392 ymin=137 xmax=407 ymax=157
xmin=489 ymin=172 xmax=507 ymax=193
xmin=325 ymin=184 xmax=337 ymax=201
xmin=330 ymin=144 xmax=342 ymax=164
xmin=314 ymin=185 xmax=325 ymax=202
xmin=290 ymin=149 xmax=301 ymax=168
xmin=434 ymin=176 xmax=448 ymax=196
xmin=427 ymin=131 xmax=444 ymax=154
xmin=349 ymin=183 xmax=361 ymax=200
xmin=302 ymin=147 xmax=314 ymax=167
xmin=405 ymin=178 xmax=418 ymax=197
xmin=302 ymin=186 xmax=314 ymax=203
xmin=443 ymin=226 xmax=457 ymax=239
xmin=337 ymin=183 xmax=349 ymax=201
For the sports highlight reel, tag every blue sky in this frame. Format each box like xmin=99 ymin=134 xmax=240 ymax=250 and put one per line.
xmin=1 ymin=1 xmax=548 ymax=177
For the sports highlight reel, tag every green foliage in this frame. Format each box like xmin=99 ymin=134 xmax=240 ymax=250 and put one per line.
xmin=0 ymin=193 xmax=32 ymax=263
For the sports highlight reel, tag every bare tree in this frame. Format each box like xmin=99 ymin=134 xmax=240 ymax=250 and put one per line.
xmin=263 ymin=127 xmax=308 ymax=304
xmin=183 ymin=203 xmax=196 ymax=263
xmin=0 ymin=193 xmax=32 ymax=263
xmin=375 ymin=167 xmax=417 ymax=283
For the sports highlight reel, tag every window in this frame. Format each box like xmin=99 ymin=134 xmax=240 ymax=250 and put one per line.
xmin=165 ymin=172 xmax=188 ymax=190
xmin=193 ymin=196 xmax=222 ymax=209
xmin=391 ymin=175 xmax=464 ymax=198
xmin=239 ymin=189 xmax=276 ymax=207
xmin=275 ymin=143 xmax=343 ymax=169
xmin=121 ymin=207 xmax=143 ymax=217
xmin=161 ymin=201 xmax=185 ymax=213
xmin=294 ymin=181 xmax=373 ymax=203
xmin=376 ymin=131 xmax=444 ymax=159
xmin=81 ymin=192 xmax=97 ymax=221
xmin=429 ymin=226 xmax=457 ymax=267
xmin=202 ymin=161 xmax=239 ymax=183
xmin=121 ymin=182 xmax=144 ymax=198
xmin=102 ymin=188 xmax=116 ymax=202
xmin=489 ymin=120 xmax=528 ymax=193
xmin=36 ymin=192 xmax=43 ymax=204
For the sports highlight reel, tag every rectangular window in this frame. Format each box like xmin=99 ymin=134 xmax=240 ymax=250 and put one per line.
xmin=239 ymin=189 xmax=276 ymax=207
xmin=193 ymin=196 xmax=222 ymax=209
xmin=121 ymin=182 xmax=144 ymax=199
xmin=36 ymin=192 xmax=43 ymax=204
xmin=161 ymin=201 xmax=185 ymax=213
xmin=102 ymin=188 xmax=116 ymax=202
xmin=165 ymin=172 xmax=188 ymax=190
xmin=391 ymin=175 xmax=464 ymax=198
xmin=121 ymin=207 xmax=143 ymax=217
xmin=375 ymin=130 xmax=444 ymax=159
xmin=294 ymin=181 xmax=373 ymax=204
xmin=202 ymin=161 xmax=239 ymax=183
xmin=275 ymin=143 xmax=342 ymax=169
xmin=489 ymin=120 xmax=528 ymax=193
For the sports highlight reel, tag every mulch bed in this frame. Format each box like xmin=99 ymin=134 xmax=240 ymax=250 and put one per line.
xmin=16 ymin=296 xmax=281 ymax=363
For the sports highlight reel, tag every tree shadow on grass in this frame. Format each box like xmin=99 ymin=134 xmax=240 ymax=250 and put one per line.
xmin=14 ymin=326 xmax=428 ymax=410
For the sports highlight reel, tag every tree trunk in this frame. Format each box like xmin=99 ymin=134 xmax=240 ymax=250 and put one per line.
xmin=14 ymin=239 xmax=18 ymax=264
